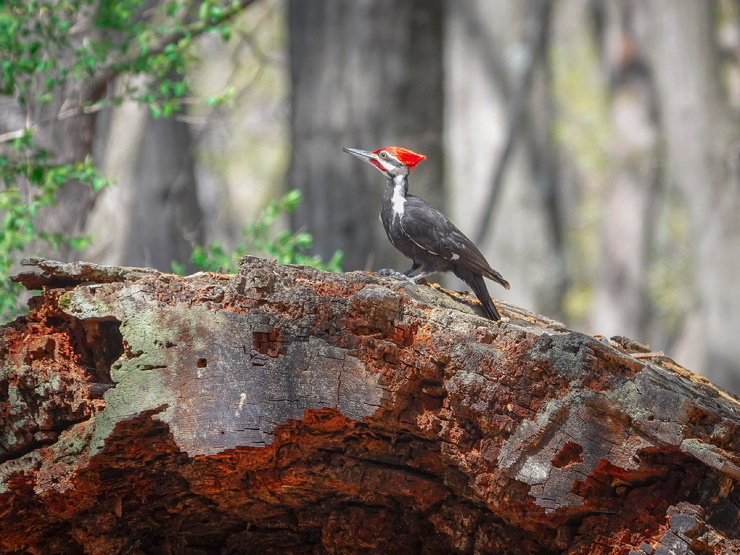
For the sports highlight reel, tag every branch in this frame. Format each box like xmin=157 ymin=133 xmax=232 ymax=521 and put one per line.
xmin=93 ymin=0 xmax=261 ymax=87
xmin=0 ymin=102 xmax=113 ymax=145
xmin=0 ymin=0 xmax=261 ymax=146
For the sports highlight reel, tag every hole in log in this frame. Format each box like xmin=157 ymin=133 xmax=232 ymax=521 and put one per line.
xmin=553 ymin=441 xmax=584 ymax=468
xmin=252 ymin=329 xmax=284 ymax=357
xmin=0 ymin=302 xmax=124 ymax=464
xmin=80 ymin=318 xmax=124 ymax=385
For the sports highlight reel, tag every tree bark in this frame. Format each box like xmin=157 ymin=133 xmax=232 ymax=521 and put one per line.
xmin=31 ymin=82 xmax=106 ymax=262
xmin=287 ymin=0 xmax=445 ymax=272
xmin=1 ymin=258 xmax=738 ymax=554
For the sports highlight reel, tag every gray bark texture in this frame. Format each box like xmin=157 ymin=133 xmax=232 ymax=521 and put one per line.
xmin=117 ymin=109 xmax=203 ymax=271
xmin=0 ymin=257 xmax=738 ymax=554
xmin=287 ymin=0 xmax=445 ymax=272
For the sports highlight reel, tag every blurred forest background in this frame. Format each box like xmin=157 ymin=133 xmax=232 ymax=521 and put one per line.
xmin=2 ymin=0 xmax=740 ymax=393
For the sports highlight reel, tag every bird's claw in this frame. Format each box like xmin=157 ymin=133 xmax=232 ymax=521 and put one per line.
xmin=378 ymin=268 xmax=414 ymax=282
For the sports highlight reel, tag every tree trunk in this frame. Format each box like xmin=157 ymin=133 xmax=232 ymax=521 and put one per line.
xmin=4 ymin=5 xmax=207 ymax=272
xmin=445 ymin=0 xmax=566 ymax=318
xmin=590 ymin=1 xmax=660 ymax=343
xmin=33 ymin=85 xmax=106 ymax=262
xmin=1 ymin=258 xmax=738 ymax=554
xmin=287 ymin=0 xmax=445 ymax=272
xmin=633 ymin=1 xmax=740 ymax=394
xmin=17 ymin=5 xmax=115 ymax=262
xmin=86 ymin=96 xmax=204 ymax=272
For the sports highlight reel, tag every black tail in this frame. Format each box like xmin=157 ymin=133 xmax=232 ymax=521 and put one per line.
xmin=455 ymin=268 xmax=502 ymax=321
xmin=487 ymin=268 xmax=510 ymax=291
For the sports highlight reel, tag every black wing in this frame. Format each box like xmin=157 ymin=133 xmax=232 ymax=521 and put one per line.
xmin=400 ymin=196 xmax=510 ymax=289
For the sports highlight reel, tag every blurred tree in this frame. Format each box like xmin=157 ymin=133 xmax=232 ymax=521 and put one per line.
xmin=287 ymin=0 xmax=444 ymax=272
xmin=86 ymin=1 xmax=289 ymax=271
xmin=445 ymin=0 xmax=740 ymax=392
xmin=589 ymin=0 xmax=660 ymax=344
xmin=0 ymin=0 xmax=257 ymax=319
xmin=634 ymin=0 xmax=740 ymax=392
xmin=445 ymin=0 xmax=566 ymax=318
xmin=86 ymin=86 xmax=204 ymax=270
xmin=584 ymin=0 xmax=740 ymax=392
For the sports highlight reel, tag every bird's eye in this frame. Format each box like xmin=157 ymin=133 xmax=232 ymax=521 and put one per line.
xmin=380 ymin=152 xmax=388 ymax=159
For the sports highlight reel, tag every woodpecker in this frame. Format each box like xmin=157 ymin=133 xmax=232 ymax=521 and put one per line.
xmin=343 ymin=145 xmax=510 ymax=321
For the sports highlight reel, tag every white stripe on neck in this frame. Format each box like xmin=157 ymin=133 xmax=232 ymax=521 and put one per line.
xmin=392 ymin=175 xmax=406 ymax=219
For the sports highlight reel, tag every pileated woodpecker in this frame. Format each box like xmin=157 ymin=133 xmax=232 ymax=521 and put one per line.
xmin=343 ymin=145 xmax=510 ymax=321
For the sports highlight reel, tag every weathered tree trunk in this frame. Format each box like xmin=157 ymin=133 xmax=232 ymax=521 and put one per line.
xmin=29 ymin=73 xmax=106 ymax=262
xmin=287 ymin=0 xmax=445 ymax=272
xmin=1 ymin=258 xmax=738 ymax=554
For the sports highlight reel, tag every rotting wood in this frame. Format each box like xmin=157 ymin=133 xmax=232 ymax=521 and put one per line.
xmin=1 ymin=257 xmax=738 ymax=554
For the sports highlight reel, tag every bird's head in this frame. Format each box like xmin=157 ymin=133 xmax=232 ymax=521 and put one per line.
xmin=342 ymin=146 xmax=426 ymax=177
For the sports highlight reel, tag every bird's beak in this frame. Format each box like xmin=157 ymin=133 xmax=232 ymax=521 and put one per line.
xmin=342 ymin=147 xmax=377 ymax=165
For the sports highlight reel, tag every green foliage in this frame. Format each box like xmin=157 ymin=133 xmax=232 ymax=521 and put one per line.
xmin=0 ymin=0 xmax=252 ymax=321
xmin=0 ymin=0 xmax=246 ymax=113
xmin=175 ymin=189 xmax=343 ymax=274
xmin=0 ymin=131 xmax=109 ymax=321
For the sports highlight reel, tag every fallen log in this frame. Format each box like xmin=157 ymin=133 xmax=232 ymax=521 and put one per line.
xmin=0 ymin=257 xmax=738 ymax=554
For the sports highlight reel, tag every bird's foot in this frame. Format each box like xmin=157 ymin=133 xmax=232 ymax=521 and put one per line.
xmin=377 ymin=268 xmax=432 ymax=285
xmin=378 ymin=268 xmax=415 ymax=282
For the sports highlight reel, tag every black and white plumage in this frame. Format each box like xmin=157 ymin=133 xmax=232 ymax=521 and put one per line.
xmin=343 ymin=145 xmax=510 ymax=320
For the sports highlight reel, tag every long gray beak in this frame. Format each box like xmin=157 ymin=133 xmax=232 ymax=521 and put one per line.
xmin=342 ymin=147 xmax=377 ymax=164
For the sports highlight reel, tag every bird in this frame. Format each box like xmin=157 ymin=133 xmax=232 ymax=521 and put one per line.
xmin=342 ymin=145 xmax=510 ymax=321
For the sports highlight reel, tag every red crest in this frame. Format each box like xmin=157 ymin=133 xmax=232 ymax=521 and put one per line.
xmin=373 ymin=146 xmax=427 ymax=169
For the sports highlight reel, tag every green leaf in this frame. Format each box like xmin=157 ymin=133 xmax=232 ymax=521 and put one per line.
xmin=219 ymin=24 xmax=231 ymax=42
xmin=68 ymin=236 xmax=91 ymax=250
xmin=282 ymin=189 xmax=302 ymax=211
xmin=198 ymin=2 xmax=210 ymax=21
xmin=171 ymin=261 xmax=187 ymax=276
xmin=293 ymin=232 xmax=313 ymax=249
xmin=183 ymin=190 xmax=343 ymax=275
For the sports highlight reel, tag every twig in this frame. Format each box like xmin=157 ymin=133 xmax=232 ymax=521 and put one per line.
xmin=0 ymin=101 xmax=115 ymax=145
